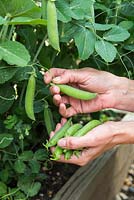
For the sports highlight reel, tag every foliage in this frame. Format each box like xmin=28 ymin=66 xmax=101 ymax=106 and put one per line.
xmin=0 ymin=0 xmax=133 ymax=199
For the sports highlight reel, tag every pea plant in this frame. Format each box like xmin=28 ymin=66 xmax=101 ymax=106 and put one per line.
xmin=0 ymin=0 xmax=133 ymax=199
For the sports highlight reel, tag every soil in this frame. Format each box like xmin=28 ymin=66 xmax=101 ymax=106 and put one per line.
xmin=32 ymin=162 xmax=79 ymax=200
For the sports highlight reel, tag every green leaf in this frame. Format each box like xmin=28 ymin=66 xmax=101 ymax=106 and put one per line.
xmin=86 ymin=22 xmax=114 ymax=31
xmin=18 ymin=151 xmax=33 ymax=161
xmin=120 ymin=2 xmax=134 ymax=18
xmin=0 ymin=67 xmax=18 ymax=84
xmin=0 ymin=0 xmax=41 ymax=18
xmin=14 ymin=160 xmax=26 ymax=173
xmin=103 ymin=27 xmax=130 ymax=42
xmin=0 ymin=16 xmax=6 ymax=25
xmin=95 ymin=40 xmax=117 ymax=62
xmin=74 ymin=28 xmax=96 ymax=60
xmin=118 ymin=21 xmax=134 ymax=30
xmin=0 ymin=134 xmax=13 ymax=148
xmin=28 ymin=160 xmax=41 ymax=174
xmin=124 ymin=44 xmax=134 ymax=52
xmin=18 ymin=177 xmax=41 ymax=197
xmin=34 ymin=149 xmax=48 ymax=161
xmin=9 ymin=17 xmax=47 ymax=25
xmin=0 ymin=84 xmax=15 ymax=114
xmin=60 ymin=23 xmax=79 ymax=43
xmin=12 ymin=66 xmax=33 ymax=82
xmin=0 ymin=182 xmax=7 ymax=196
xmin=0 ymin=41 xmax=31 ymax=67
xmin=69 ymin=0 xmax=95 ymax=20
xmin=27 ymin=182 xmax=41 ymax=197
xmin=0 ymin=169 xmax=9 ymax=183
xmin=56 ymin=0 xmax=72 ymax=23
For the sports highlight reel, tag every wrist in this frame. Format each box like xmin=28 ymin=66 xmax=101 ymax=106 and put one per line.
xmin=106 ymin=121 xmax=134 ymax=145
xmin=114 ymin=77 xmax=134 ymax=112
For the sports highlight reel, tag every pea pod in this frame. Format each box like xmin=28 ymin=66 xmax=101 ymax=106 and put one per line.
xmin=51 ymin=84 xmax=97 ymax=100
xmin=47 ymin=0 xmax=60 ymax=51
xmin=25 ymin=73 xmax=36 ymax=121
xmin=51 ymin=146 xmax=63 ymax=160
xmin=74 ymin=120 xmax=101 ymax=137
xmin=72 ymin=120 xmax=101 ymax=158
xmin=44 ymin=100 xmax=55 ymax=136
xmin=45 ymin=118 xmax=72 ymax=148
xmin=65 ymin=123 xmax=83 ymax=137
xmin=64 ymin=150 xmax=73 ymax=160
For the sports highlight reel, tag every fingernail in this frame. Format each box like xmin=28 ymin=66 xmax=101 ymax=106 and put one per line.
xmin=58 ymin=139 xmax=66 ymax=147
xmin=53 ymin=76 xmax=61 ymax=83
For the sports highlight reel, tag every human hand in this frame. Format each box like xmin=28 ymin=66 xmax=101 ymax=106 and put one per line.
xmin=51 ymin=120 xmax=134 ymax=166
xmin=44 ymin=68 xmax=134 ymax=117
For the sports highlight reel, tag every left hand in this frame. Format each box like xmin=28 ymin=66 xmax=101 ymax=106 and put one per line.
xmin=50 ymin=120 xmax=134 ymax=166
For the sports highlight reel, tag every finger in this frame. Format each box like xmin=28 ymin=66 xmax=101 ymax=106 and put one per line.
xmin=53 ymin=95 xmax=69 ymax=106
xmin=61 ymin=117 xmax=67 ymax=125
xmin=59 ymin=103 xmax=78 ymax=118
xmin=57 ymin=131 xmax=99 ymax=149
xmin=52 ymin=69 xmax=86 ymax=85
xmin=44 ymin=68 xmax=66 ymax=84
xmin=50 ymin=131 xmax=55 ymax=139
xmin=50 ymin=85 xmax=60 ymax=95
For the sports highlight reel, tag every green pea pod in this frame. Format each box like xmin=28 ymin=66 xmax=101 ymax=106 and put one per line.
xmin=64 ymin=150 xmax=73 ymax=160
xmin=51 ymin=146 xmax=63 ymax=160
xmin=45 ymin=118 xmax=72 ymax=148
xmin=74 ymin=120 xmax=101 ymax=137
xmin=25 ymin=73 xmax=36 ymax=121
xmin=65 ymin=123 xmax=83 ymax=136
xmin=44 ymin=100 xmax=55 ymax=135
xmin=47 ymin=0 xmax=60 ymax=51
xmin=51 ymin=83 xmax=97 ymax=100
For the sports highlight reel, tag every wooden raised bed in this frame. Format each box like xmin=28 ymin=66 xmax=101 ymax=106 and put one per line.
xmin=53 ymin=113 xmax=134 ymax=200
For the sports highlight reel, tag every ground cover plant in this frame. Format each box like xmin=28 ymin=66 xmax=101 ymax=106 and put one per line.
xmin=0 ymin=0 xmax=133 ymax=199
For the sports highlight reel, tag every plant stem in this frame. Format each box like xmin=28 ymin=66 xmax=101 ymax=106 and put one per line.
xmin=33 ymin=35 xmax=47 ymax=63
xmin=8 ymin=25 xmax=15 ymax=40
xmin=19 ymin=81 xmax=27 ymax=108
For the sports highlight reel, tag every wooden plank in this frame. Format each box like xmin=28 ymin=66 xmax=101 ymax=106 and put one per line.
xmin=53 ymin=113 xmax=134 ymax=200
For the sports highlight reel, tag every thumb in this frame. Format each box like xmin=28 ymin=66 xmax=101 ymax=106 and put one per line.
xmin=57 ymin=134 xmax=97 ymax=149
xmin=52 ymin=70 xmax=83 ymax=84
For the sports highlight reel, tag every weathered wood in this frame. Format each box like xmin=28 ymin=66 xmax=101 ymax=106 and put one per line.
xmin=53 ymin=113 xmax=134 ymax=200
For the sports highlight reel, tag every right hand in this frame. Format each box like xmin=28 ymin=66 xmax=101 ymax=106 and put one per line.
xmin=44 ymin=67 xmax=132 ymax=117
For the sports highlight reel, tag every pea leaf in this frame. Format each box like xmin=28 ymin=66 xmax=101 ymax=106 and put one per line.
xmin=0 ymin=169 xmax=9 ymax=183
xmin=18 ymin=177 xmax=41 ymax=197
xmin=12 ymin=67 xmax=33 ymax=82
xmin=95 ymin=40 xmax=117 ymax=62
xmin=18 ymin=151 xmax=33 ymax=161
xmin=0 ymin=67 xmax=18 ymax=84
xmin=118 ymin=21 xmax=134 ymax=30
xmin=0 ymin=84 xmax=15 ymax=114
xmin=86 ymin=22 xmax=114 ymax=31
xmin=70 ymin=0 xmax=95 ymax=20
xmin=28 ymin=160 xmax=41 ymax=174
xmin=0 ymin=16 xmax=6 ymax=25
xmin=120 ymin=2 xmax=134 ymax=18
xmin=103 ymin=27 xmax=130 ymax=42
xmin=0 ymin=134 xmax=13 ymax=148
xmin=74 ymin=27 xmax=96 ymax=60
xmin=9 ymin=17 xmax=47 ymax=26
xmin=0 ymin=0 xmax=41 ymax=18
xmin=14 ymin=160 xmax=26 ymax=173
xmin=0 ymin=41 xmax=31 ymax=67
xmin=0 ymin=182 xmax=7 ymax=196
xmin=27 ymin=182 xmax=41 ymax=197
xmin=56 ymin=0 xmax=72 ymax=23
xmin=34 ymin=149 xmax=48 ymax=161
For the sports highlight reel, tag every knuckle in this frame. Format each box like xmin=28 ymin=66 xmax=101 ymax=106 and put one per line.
xmin=66 ymin=138 xmax=76 ymax=149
